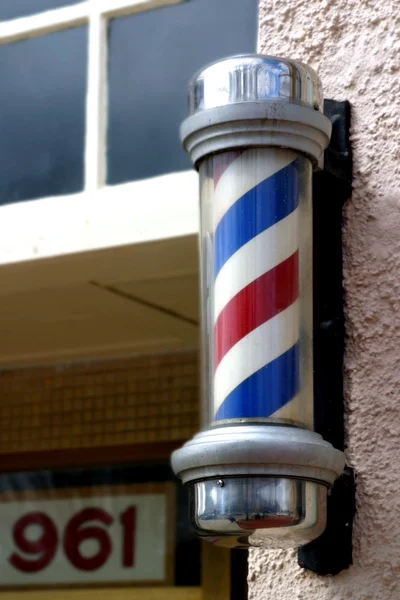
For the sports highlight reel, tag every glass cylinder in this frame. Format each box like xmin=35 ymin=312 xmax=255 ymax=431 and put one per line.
xmin=199 ymin=147 xmax=313 ymax=430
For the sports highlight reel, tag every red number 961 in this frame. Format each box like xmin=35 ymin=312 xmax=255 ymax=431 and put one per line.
xmin=8 ymin=507 xmax=136 ymax=573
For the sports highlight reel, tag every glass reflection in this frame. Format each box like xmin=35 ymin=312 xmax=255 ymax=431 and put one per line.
xmin=0 ymin=26 xmax=87 ymax=205
xmin=107 ymin=0 xmax=258 ymax=184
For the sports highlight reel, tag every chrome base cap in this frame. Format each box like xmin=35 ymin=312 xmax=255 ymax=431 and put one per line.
xmin=171 ymin=425 xmax=345 ymax=549
xmin=189 ymin=476 xmax=327 ymax=549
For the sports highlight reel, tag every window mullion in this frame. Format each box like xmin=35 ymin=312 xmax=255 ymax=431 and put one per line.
xmin=84 ymin=2 xmax=108 ymax=191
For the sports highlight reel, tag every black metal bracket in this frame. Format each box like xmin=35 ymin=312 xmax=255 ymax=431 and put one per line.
xmin=297 ymin=99 xmax=355 ymax=576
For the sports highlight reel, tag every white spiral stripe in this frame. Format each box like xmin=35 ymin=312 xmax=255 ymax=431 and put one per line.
xmin=270 ymin=393 xmax=308 ymax=423
xmin=213 ymin=208 xmax=300 ymax=322
xmin=214 ymin=148 xmax=296 ymax=228
xmin=214 ymin=301 xmax=300 ymax=414
xmin=269 ymin=369 xmax=314 ymax=429
xmin=270 ymin=392 xmax=313 ymax=430
xmin=270 ymin=393 xmax=301 ymax=422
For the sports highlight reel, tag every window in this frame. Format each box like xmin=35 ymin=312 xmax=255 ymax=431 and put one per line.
xmin=0 ymin=0 xmax=258 ymax=262
xmin=107 ymin=0 xmax=259 ymax=184
xmin=0 ymin=26 xmax=87 ymax=204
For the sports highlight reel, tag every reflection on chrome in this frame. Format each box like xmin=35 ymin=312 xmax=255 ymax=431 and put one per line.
xmin=189 ymin=54 xmax=323 ymax=115
xmin=189 ymin=477 xmax=327 ymax=549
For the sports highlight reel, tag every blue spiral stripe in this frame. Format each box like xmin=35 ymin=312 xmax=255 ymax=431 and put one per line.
xmin=215 ymin=342 xmax=300 ymax=421
xmin=214 ymin=160 xmax=299 ymax=278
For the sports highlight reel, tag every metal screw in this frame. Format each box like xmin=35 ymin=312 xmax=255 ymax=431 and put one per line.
xmin=217 ymin=479 xmax=224 ymax=488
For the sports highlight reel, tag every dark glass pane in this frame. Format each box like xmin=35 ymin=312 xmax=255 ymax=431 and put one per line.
xmin=0 ymin=0 xmax=81 ymax=21
xmin=0 ymin=26 xmax=87 ymax=205
xmin=107 ymin=0 xmax=258 ymax=184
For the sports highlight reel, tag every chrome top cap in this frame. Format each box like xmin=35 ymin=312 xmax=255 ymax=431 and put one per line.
xmin=188 ymin=54 xmax=323 ymax=115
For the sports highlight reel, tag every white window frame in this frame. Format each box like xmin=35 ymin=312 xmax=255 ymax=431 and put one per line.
xmin=0 ymin=0 xmax=198 ymax=264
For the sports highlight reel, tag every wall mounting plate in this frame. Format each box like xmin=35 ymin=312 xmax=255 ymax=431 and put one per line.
xmin=298 ymin=99 xmax=355 ymax=576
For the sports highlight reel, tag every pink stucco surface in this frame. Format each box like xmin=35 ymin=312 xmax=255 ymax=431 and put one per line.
xmin=251 ymin=1 xmax=400 ymax=597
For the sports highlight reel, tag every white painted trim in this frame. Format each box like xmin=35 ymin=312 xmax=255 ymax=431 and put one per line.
xmin=0 ymin=3 xmax=89 ymax=44
xmin=0 ymin=171 xmax=199 ymax=264
xmin=85 ymin=4 xmax=108 ymax=190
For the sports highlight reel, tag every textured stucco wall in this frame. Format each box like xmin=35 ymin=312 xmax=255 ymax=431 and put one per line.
xmin=251 ymin=1 xmax=400 ymax=598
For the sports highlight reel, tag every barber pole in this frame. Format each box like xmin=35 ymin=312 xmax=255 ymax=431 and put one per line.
xmin=212 ymin=148 xmax=302 ymax=423
xmin=172 ymin=55 xmax=345 ymax=549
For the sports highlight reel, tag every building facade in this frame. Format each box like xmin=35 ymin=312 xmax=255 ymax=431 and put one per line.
xmin=250 ymin=0 xmax=400 ymax=598
xmin=0 ymin=0 xmax=399 ymax=598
